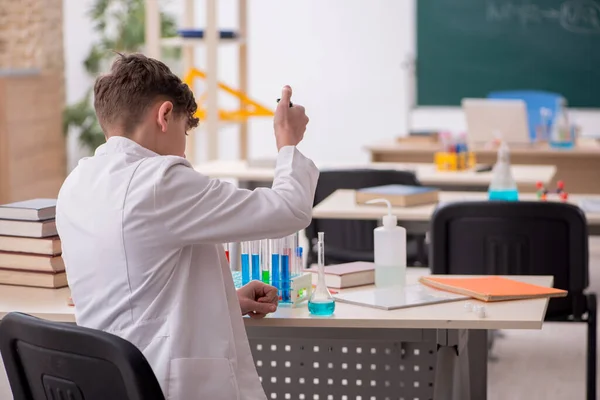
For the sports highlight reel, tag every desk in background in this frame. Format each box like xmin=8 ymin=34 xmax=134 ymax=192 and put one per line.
xmin=312 ymin=189 xmax=600 ymax=236
xmin=195 ymin=160 xmax=556 ymax=192
xmin=0 ymin=270 xmax=553 ymax=400
xmin=366 ymin=139 xmax=600 ymax=194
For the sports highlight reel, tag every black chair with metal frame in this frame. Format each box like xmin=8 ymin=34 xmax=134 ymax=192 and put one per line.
xmin=429 ymin=201 xmax=596 ymax=400
xmin=0 ymin=312 xmax=165 ymax=400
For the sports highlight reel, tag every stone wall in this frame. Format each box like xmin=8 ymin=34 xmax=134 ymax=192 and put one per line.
xmin=0 ymin=0 xmax=66 ymax=203
xmin=0 ymin=0 xmax=65 ymax=75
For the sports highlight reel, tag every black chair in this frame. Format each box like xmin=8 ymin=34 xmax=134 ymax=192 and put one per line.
xmin=429 ymin=201 xmax=596 ymax=400
xmin=306 ymin=169 xmax=428 ymax=266
xmin=0 ymin=312 xmax=165 ymax=400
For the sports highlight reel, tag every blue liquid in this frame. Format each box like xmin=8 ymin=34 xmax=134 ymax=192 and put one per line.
xmin=488 ymin=189 xmax=519 ymax=201
xmin=550 ymin=140 xmax=574 ymax=149
xmin=271 ymin=254 xmax=280 ymax=291
xmin=308 ymin=300 xmax=335 ymax=316
xmin=251 ymin=254 xmax=260 ymax=281
xmin=281 ymin=254 xmax=290 ymax=302
xmin=241 ymin=254 xmax=250 ymax=285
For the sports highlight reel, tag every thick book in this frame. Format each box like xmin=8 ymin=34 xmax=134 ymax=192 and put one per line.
xmin=355 ymin=184 xmax=439 ymax=207
xmin=0 ymin=252 xmax=64 ymax=272
xmin=418 ymin=276 xmax=568 ymax=302
xmin=0 ymin=198 xmax=56 ymax=221
xmin=0 ymin=219 xmax=57 ymax=238
xmin=0 ymin=235 xmax=61 ymax=255
xmin=304 ymin=262 xmax=374 ymax=289
xmin=333 ymin=284 xmax=469 ymax=311
xmin=0 ymin=269 xmax=67 ymax=289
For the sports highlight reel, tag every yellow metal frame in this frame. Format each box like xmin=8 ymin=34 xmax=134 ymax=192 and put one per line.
xmin=184 ymin=67 xmax=274 ymax=122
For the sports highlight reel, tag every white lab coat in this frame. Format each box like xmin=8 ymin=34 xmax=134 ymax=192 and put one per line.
xmin=55 ymin=136 xmax=319 ymax=399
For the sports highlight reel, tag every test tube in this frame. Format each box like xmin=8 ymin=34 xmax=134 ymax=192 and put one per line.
xmin=270 ymin=238 xmax=281 ymax=293
xmin=251 ymin=241 xmax=261 ymax=281
xmin=296 ymin=246 xmax=303 ymax=276
xmin=224 ymin=243 xmax=230 ymax=263
xmin=241 ymin=241 xmax=250 ymax=285
xmin=261 ymin=239 xmax=270 ymax=283
xmin=292 ymin=232 xmax=300 ymax=277
xmin=281 ymin=235 xmax=295 ymax=302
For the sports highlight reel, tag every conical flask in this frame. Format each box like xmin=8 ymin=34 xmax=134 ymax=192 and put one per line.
xmin=308 ymin=232 xmax=335 ymax=316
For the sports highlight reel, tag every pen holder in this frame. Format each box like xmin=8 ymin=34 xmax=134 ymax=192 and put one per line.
xmin=434 ymin=151 xmax=476 ymax=171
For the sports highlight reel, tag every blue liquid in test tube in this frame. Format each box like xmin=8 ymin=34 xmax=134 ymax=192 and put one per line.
xmin=251 ymin=241 xmax=261 ymax=281
xmin=241 ymin=242 xmax=250 ymax=285
xmin=281 ymin=252 xmax=290 ymax=302
xmin=251 ymin=254 xmax=260 ymax=281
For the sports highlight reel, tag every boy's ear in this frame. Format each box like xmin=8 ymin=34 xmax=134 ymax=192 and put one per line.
xmin=157 ymin=101 xmax=174 ymax=132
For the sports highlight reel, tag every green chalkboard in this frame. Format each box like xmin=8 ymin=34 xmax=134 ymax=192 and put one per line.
xmin=416 ymin=0 xmax=600 ymax=107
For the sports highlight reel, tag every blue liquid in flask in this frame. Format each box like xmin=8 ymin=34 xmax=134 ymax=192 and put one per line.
xmin=281 ymin=254 xmax=290 ymax=302
xmin=251 ymin=254 xmax=260 ymax=281
xmin=308 ymin=300 xmax=335 ymax=316
xmin=488 ymin=189 xmax=519 ymax=201
xmin=241 ymin=253 xmax=250 ymax=285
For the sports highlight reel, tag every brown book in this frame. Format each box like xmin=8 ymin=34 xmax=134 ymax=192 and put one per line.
xmin=0 ymin=235 xmax=61 ymax=255
xmin=304 ymin=262 xmax=375 ymax=289
xmin=0 ymin=252 xmax=64 ymax=272
xmin=0 ymin=269 xmax=67 ymax=288
xmin=0 ymin=219 xmax=57 ymax=238
xmin=355 ymin=184 xmax=439 ymax=207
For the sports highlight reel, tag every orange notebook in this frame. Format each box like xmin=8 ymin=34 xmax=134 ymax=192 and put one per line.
xmin=418 ymin=276 xmax=568 ymax=302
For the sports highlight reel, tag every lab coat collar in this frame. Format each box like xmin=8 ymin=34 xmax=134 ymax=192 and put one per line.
xmin=95 ymin=136 xmax=160 ymax=159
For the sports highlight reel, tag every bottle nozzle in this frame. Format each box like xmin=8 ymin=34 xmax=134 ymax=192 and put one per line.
xmin=365 ymin=198 xmax=397 ymax=228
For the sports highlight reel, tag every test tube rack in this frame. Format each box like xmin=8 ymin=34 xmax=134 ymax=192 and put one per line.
xmin=288 ymin=273 xmax=312 ymax=308
xmin=230 ymin=271 xmax=312 ymax=308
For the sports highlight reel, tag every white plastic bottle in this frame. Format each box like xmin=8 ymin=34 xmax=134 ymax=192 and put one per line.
xmin=366 ymin=199 xmax=407 ymax=288
xmin=488 ymin=141 xmax=518 ymax=201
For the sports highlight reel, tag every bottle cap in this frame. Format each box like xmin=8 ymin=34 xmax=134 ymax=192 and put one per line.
xmin=365 ymin=198 xmax=397 ymax=228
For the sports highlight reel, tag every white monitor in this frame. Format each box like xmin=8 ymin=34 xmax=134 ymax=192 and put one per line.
xmin=462 ymin=98 xmax=531 ymax=146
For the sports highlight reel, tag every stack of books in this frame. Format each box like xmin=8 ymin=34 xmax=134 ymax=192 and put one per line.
xmin=0 ymin=199 xmax=66 ymax=288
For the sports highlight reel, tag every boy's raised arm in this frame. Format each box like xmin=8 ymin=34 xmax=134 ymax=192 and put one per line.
xmin=154 ymin=146 xmax=319 ymax=246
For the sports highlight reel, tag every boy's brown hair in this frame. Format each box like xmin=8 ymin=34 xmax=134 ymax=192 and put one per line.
xmin=94 ymin=52 xmax=199 ymax=134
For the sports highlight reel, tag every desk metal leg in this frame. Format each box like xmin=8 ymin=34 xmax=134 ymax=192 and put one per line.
xmin=433 ymin=329 xmax=487 ymax=400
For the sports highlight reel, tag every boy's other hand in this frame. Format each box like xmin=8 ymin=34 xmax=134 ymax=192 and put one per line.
xmin=237 ymin=281 xmax=279 ymax=319
xmin=274 ymin=85 xmax=309 ymax=150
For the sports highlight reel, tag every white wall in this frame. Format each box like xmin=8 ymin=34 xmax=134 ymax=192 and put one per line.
xmin=63 ymin=0 xmax=97 ymax=170
xmin=63 ymin=0 xmax=600 ymax=167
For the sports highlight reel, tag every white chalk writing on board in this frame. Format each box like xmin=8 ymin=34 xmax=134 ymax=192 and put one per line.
xmin=486 ymin=0 xmax=600 ymax=34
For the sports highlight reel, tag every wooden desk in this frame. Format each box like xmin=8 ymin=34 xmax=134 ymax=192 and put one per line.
xmin=195 ymin=160 xmax=556 ymax=192
xmin=0 ymin=270 xmax=550 ymax=330
xmin=366 ymin=139 xmax=600 ymax=194
xmin=312 ymin=189 xmax=600 ymax=235
xmin=0 ymin=271 xmax=552 ymax=399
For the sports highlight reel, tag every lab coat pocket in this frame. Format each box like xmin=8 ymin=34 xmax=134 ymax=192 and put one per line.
xmin=168 ymin=357 xmax=239 ymax=400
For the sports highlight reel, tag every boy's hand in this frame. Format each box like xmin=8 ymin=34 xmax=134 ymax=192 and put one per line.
xmin=237 ymin=281 xmax=279 ymax=319
xmin=273 ymin=85 xmax=309 ymax=150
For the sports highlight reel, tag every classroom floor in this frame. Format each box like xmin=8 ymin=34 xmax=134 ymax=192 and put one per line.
xmin=1 ymin=239 xmax=599 ymax=399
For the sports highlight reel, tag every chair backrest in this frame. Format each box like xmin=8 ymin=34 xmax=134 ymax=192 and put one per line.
xmin=306 ymin=169 xmax=420 ymax=265
xmin=0 ymin=312 xmax=165 ymax=400
xmin=487 ymin=90 xmax=564 ymax=141
xmin=429 ymin=201 xmax=589 ymax=318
